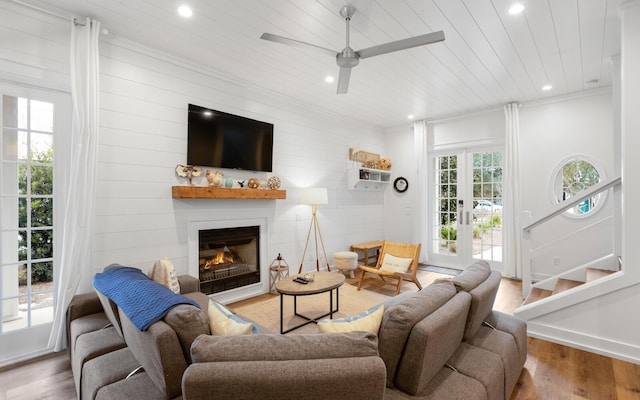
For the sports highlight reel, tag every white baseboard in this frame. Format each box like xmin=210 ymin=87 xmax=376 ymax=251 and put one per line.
xmin=527 ymin=321 xmax=640 ymax=365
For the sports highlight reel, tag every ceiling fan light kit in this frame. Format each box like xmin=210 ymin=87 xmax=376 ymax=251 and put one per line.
xmin=261 ymin=6 xmax=445 ymax=94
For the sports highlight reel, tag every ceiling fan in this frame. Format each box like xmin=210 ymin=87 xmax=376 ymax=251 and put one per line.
xmin=260 ymin=5 xmax=445 ymax=94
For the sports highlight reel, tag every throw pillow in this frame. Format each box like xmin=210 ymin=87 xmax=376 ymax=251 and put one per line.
xmin=379 ymin=254 xmax=413 ymax=273
xmin=317 ymin=304 xmax=384 ymax=334
xmin=148 ymin=257 xmax=180 ymax=293
xmin=208 ymin=300 xmax=257 ymax=336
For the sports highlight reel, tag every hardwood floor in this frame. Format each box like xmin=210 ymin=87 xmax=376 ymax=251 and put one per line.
xmin=0 ymin=351 xmax=76 ymax=400
xmin=497 ymin=278 xmax=640 ymax=400
xmin=1 ymin=275 xmax=639 ymax=400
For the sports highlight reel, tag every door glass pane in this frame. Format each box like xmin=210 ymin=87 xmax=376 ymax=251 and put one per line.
xmin=31 ymin=165 xmax=53 ymax=195
xmin=31 ymin=229 xmax=53 ymax=260
xmin=433 ymin=155 xmax=458 ymax=255
xmin=30 ymin=100 xmax=53 ymax=133
xmin=30 ymin=132 xmax=52 ymax=161
xmin=31 ymin=198 xmax=53 ymax=226
xmin=472 ymin=152 xmax=503 ymax=262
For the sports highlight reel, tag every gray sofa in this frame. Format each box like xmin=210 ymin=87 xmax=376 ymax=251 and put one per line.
xmin=67 ymin=260 xmax=525 ymax=400
xmin=380 ymin=260 xmax=527 ymax=399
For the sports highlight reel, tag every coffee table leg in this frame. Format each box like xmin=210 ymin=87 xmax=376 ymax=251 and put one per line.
xmin=293 ymin=294 xmax=297 ymax=315
xmin=329 ymin=290 xmax=333 ymax=319
xmin=280 ymin=293 xmax=284 ymax=334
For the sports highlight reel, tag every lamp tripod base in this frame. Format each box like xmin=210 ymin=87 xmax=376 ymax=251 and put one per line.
xmin=298 ymin=211 xmax=331 ymax=274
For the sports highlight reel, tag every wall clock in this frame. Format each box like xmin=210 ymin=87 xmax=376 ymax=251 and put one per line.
xmin=393 ymin=177 xmax=408 ymax=193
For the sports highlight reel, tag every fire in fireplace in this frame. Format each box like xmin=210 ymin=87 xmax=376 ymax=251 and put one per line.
xmin=198 ymin=226 xmax=260 ymax=295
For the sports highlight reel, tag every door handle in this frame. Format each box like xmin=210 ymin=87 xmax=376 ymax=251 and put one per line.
xmin=466 ymin=211 xmax=470 ymax=225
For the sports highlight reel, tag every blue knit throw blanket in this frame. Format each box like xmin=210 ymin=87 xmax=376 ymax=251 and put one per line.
xmin=93 ymin=266 xmax=199 ymax=331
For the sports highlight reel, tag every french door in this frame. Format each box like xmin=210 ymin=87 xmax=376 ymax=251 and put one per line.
xmin=0 ymin=83 xmax=70 ymax=364
xmin=429 ymin=149 xmax=504 ymax=271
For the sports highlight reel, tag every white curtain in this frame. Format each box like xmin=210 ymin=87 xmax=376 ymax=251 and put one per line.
xmin=503 ymin=103 xmax=521 ymax=278
xmin=413 ymin=120 xmax=429 ymax=262
xmin=49 ymin=18 xmax=101 ymax=351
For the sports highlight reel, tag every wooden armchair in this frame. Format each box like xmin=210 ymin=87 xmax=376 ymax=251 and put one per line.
xmin=356 ymin=241 xmax=422 ymax=295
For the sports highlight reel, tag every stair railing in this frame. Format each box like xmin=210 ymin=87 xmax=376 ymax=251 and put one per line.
xmin=520 ymin=176 xmax=621 ymax=298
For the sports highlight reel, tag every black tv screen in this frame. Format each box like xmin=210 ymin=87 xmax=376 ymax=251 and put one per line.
xmin=187 ymin=104 xmax=274 ymax=172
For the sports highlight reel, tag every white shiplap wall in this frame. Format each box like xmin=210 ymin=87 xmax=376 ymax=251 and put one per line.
xmin=95 ymin=36 xmax=388 ymax=286
xmin=0 ymin=4 xmax=388 ymax=297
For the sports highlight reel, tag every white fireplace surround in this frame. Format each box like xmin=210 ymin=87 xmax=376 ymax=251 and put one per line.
xmin=188 ymin=218 xmax=268 ymax=304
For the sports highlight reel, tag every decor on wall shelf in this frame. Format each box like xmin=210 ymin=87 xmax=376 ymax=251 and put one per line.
xmin=349 ymin=148 xmax=380 ymax=163
xmin=267 ymin=176 xmax=281 ymax=190
xmin=377 ymin=157 xmax=392 ymax=171
xmin=175 ymin=165 xmax=202 ymax=185
xmin=206 ymin=170 xmax=224 ymax=187
xmin=224 ymin=176 xmax=234 ymax=188
xmin=298 ymin=188 xmax=331 ymax=273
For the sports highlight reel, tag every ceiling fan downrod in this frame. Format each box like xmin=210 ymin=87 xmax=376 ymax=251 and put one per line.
xmin=338 ymin=6 xmax=358 ymax=68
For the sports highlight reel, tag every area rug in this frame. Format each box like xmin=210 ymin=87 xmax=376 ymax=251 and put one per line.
xmin=229 ymin=283 xmax=391 ymax=334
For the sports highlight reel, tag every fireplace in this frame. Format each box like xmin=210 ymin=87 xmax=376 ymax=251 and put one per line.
xmin=188 ymin=218 xmax=268 ymax=303
xmin=198 ymin=226 xmax=260 ymax=295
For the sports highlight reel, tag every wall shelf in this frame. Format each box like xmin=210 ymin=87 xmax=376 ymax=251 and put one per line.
xmin=172 ymin=186 xmax=286 ymax=199
xmin=347 ymin=167 xmax=391 ymax=191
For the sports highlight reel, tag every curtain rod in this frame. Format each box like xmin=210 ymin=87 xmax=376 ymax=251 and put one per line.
xmin=9 ymin=0 xmax=85 ymax=25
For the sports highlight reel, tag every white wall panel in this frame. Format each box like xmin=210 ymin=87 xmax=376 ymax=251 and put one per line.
xmin=519 ymin=91 xmax=614 ymax=276
xmin=92 ymin=37 xmax=386 ymax=281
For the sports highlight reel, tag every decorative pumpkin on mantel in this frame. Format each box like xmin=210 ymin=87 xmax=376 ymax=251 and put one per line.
xmin=248 ymin=177 xmax=260 ymax=189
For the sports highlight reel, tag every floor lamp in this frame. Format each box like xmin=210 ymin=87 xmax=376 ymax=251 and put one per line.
xmin=298 ymin=187 xmax=331 ymax=273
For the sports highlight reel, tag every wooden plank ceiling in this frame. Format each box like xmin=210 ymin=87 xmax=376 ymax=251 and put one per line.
xmin=28 ymin=0 xmax=623 ymax=128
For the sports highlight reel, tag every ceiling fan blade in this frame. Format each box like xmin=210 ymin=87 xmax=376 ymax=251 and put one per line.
xmin=356 ymin=31 xmax=445 ymax=59
xmin=260 ymin=33 xmax=338 ymax=57
xmin=336 ymin=67 xmax=352 ymax=94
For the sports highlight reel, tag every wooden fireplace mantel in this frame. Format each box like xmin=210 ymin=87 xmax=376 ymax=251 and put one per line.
xmin=172 ymin=186 xmax=286 ymax=200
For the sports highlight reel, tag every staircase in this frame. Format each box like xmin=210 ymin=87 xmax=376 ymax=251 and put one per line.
xmin=522 ymin=267 xmax=617 ymax=306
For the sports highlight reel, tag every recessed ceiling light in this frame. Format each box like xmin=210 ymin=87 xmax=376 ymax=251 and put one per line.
xmin=178 ymin=5 xmax=193 ymax=18
xmin=408 ymin=114 xmax=415 ymax=120
xmin=325 ymin=76 xmax=335 ymax=83
xmin=542 ymin=85 xmax=552 ymax=91
xmin=508 ymin=3 xmax=524 ymax=15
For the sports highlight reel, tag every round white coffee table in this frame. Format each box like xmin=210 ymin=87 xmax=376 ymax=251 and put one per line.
xmin=275 ymin=271 xmax=345 ymax=334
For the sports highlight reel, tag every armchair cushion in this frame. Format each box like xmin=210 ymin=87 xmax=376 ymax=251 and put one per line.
xmin=379 ymin=254 xmax=413 ymax=273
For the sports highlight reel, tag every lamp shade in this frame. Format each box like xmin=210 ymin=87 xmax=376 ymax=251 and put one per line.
xmin=298 ymin=187 xmax=328 ymax=205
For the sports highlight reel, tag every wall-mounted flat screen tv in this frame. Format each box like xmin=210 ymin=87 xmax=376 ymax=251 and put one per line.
xmin=187 ymin=104 xmax=274 ymax=172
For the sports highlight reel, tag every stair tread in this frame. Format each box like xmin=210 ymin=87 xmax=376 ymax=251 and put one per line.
xmin=553 ymin=278 xmax=583 ymax=294
xmin=586 ymin=267 xmax=615 ymax=282
xmin=523 ymin=287 xmax=553 ymax=306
